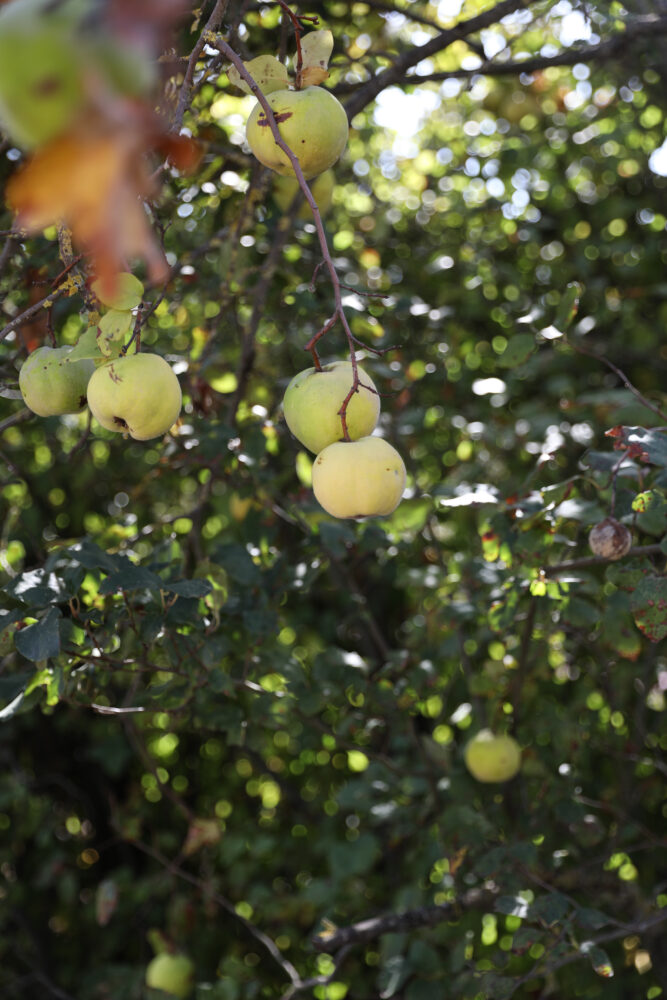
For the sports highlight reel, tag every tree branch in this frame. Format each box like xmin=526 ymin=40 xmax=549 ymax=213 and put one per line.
xmin=312 ymin=887 xmax=495 ymax=953
xmin=543 ymin=544 xmax=663 ymax=576
xmin=341 ymin=10 xmax=667 ymax=114
xmin=171 ymin=0 xmax=231 ymax=132
xmin=0 ymin=285 xmax=67 ymax=344
xmin=128 ymin=837 xmax=302 ymax=988
xmin=342 ymin=0 xmax=539 ymax=119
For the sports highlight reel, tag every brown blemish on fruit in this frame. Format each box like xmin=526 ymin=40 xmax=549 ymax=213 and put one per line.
xmin=258 ymin=111 xmax=294 ymax=126
xmin=113 ymin=416 xmax=128 ymax=428
xmin=33 ymin=76 xmax=62 ymax=97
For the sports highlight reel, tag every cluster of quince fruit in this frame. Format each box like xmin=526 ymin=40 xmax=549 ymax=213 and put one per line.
xmin=18 ymin=274 xmax=181 ymax=441
xmin=230 ymin=29 xmax=348 ymax=200
xmin=283 ymin=360 xmax=406 ymax=519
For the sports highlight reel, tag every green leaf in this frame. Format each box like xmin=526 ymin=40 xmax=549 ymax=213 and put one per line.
xmin=632 ymin=490 xmax=667 ymax=536
xmin=581 ymin=942 xmax=614 ymax=978
xmin=495 ymin=895 xmax=529 ymax=919
xmin=99 ymin=566 xmax=163 ymax=595
xmin=528 ymin=892 xmax=570 ymax=925
xmin=555 ymin=281 xmax=582 ymax=330
xmin=91 ymin=272 xmax=144 ymax=310
xmin=575 ymin=907 xmax=612 ymax=930
xmin=497 ymin=334 xmax=536 ymax=368
xmin=0 ymin=671 xmax=31 ymax=721
xmin=607 ymin=426 xmax=667 ymax=467
xmin=97 ymin=310 xmax=133 ymax=356
xmin=328 ymin=832 xmax=380 ymax=878
xmin=164 ymin=579 xmax=212 ymax=598
xmin=630 ymin=576 xmax=667 ymax=642
xmin=14 ymin=607 xmax=61 ymax=661
xmin=488 ymin=589 xmax=519 ymax=632
xmin=228 ymin=55 xmax=289 ymax=96
xmin=67 ymin=326 xmax=105 ymax=363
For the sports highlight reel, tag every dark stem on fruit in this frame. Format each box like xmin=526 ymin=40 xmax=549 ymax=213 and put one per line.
xmin=270 ymin=0 xmax=319 ymax=89
xmin=215 ymin=37 xmax=372 ymax=437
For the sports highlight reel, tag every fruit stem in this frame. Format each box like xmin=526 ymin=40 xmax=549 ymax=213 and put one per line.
xmin=271 ymin=0 xmax=319 ymax=90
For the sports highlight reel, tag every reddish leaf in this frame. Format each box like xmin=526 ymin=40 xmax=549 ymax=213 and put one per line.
xmin=8 ymin=118 xmax=168 ymax=291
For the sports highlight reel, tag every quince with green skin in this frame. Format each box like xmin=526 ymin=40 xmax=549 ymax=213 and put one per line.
xmin=19 ymin=345 xmax=95 ymax=416
xmin=312 ymin=436 xmax=406 ymax=519
xmin=86 ymin=353 xmax=182 ymax=441
xmin=273 ymin=169 xmax=335 ymax=219
xmin=464 ymin=730 xmax=521 ymax=783
xmin=283 ymin=360 xmax=380 ymax=455
xmin=246 ymin=86 xmax=348 ymax=180
xmin=145 ymin=953 xmax=194 ymax=999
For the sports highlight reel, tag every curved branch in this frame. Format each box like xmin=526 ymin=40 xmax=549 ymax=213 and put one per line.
xmin=343 ymin=0 xmax=539 ymax=119
xmin=341 ymin=9 xmax=667 ymax=115
xmin=312 ymin=887 xmax=494 ymax=953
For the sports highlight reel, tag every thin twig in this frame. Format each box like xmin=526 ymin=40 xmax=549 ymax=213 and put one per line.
xmin=567 ymin=336 xmax=667 ymax=423
xmin=214 ymin=36 xmax=368 ymax=434
xmin=128 ymin=838 xmax=302 ymax=987
xmin=171 ymin=0 xmax=231 ymax=132
xmin=0 ymin=286 xmax=68 ymax=343
xmin=543 ymin=544 xmax=663 ymax=576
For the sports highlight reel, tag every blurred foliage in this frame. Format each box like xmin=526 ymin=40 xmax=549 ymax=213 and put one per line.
xmin=0 ymin=1 xmax=666 ymax=998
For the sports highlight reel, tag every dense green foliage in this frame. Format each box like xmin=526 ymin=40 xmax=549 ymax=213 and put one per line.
xmin=0 ymin=1 xmax=666 ymax=998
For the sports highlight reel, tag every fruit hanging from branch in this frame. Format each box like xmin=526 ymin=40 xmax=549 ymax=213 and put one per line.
xmin=86 ymin=353 xmax=182 ymax=441
xmin=312 ymin=436 xmax=406 ymax=519
xmin=273 ymin=168 xmax=335 ymax=219
xmin=18 ymin=346 xmax=95 ymax=417
xmin=464 ymin=730 xmax=522 ymax=783
xmin=246 ymin=85 xmax=348 ymax=179
xmin=229 ymin=30 xmax=348 ymax=179
xmin=145 ymin=951 xmax=195 ymax=999
xmin=283 ymin=360 xmax=380 ymax=455
xmin=588 ymin=517 xmax=632 ymax=560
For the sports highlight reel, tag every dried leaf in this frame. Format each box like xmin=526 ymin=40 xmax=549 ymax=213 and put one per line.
xmin=182 ymin=817 xmax=222 ymax=857
xmin=228 ymin=55 xmax=289 ymax=96
xmin=300 ymin=65 xmax=329 ymax=87
xmin=7 ymin=122 xmax=169 ymax=291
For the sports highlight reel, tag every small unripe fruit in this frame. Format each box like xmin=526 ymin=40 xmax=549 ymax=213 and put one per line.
xmin=283 ymin=360 xmax=380 ymax=455
xmin=246 ymin=86 xmax=348 ymax=179
xmin=588 ymin=518 xmax=632 ymax=560
xmin=145 ymin=952 xmax=194 ymax=998
xmin=464 ymin=730 xmax=522 ymax=783
xmin=312 ymin=436 xmax=406 ymax=519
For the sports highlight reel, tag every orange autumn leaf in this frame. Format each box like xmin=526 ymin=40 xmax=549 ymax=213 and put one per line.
xmin=7 ymin=125 xmax=169 ymax=289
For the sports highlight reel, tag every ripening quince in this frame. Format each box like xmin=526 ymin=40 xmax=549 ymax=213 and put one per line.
xmin=283 ymin=360 xmax=380 ymax=455
xmin=86 ymin=353 xmax=182 ymax=441
xmin=19 ymin=345 xmax=95 ymax=416
xmin=464 ymin=729 xmax=522 ymax=783
xmin=145 ymin=952 xmax=195 ymax=999
xmin=312 ymin=436 xmax=406 ymax=519
xmin=246 ymin=86 xmax=348 ymax=179
xmin=273 ymin=169 xmax=335 ymax=219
